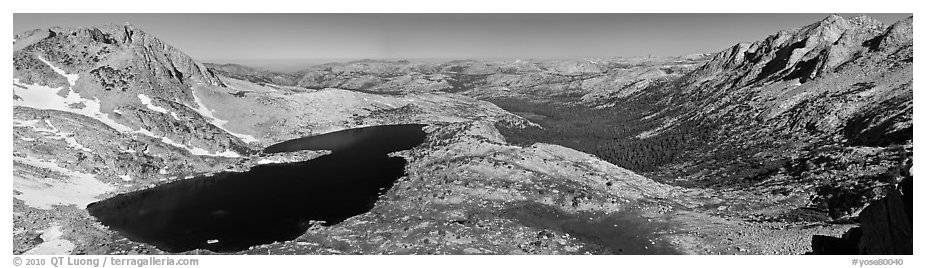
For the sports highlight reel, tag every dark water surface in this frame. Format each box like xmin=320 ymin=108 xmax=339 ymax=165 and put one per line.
xmin=87 ymin=124 xmax=427 ymax=253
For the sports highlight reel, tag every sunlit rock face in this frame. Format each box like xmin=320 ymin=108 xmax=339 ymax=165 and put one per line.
xmin=12 ymin=15 xmax=912 ymax=256
xmin=14 ymin=24 xmax=250 ymax=158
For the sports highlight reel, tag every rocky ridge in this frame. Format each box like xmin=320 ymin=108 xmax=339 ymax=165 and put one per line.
xmin=12 ymin=15 xmax=913 ymax=255
xmin=14 ymin=24 xmax=249 ymax=158
xmin=605 ymin=15 xmax=913 ymax=249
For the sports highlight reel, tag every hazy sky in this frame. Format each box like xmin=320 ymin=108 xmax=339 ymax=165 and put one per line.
xmin=14 ymin=13 xmax=912 ymax=62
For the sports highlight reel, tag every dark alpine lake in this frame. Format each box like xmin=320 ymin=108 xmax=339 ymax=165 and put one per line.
xmin=87 ymin=124 xmax=428 ymax=253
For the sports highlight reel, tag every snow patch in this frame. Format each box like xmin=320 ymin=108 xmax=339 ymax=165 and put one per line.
xmin=13 ymin=79 xmax=233 ymax=156
xmin=257 ymin=159 xmax=283 ymax=164
xmin=37 ymin=56 xmax=79 ymax=87
xmin=22 ymin=225 xmax=75 ymax=255
xmin=13 ymin=156 xmax=116 ymax=210
xmin=215 ymin=149 xmax=242 ymax=158
xmin=191 ymin=88 xmax=227 ymax=125
xmin=184 ymin=146 xmax=241 ymax=158
xmin=119 ymin=175 xmax=132 ymax=181
xmin=13 ymin=118 xmax=41 ymax=128
xmin=191 ymin=87 xmax=259 ymax=143
xmin=138 ymin=94 xmax=167 ymax=113
xmin=139 ymin=94 xmax=181 ymax=120
xmin=13 ymin=118 xmax=92 ymax=152
xmin=135 ymin=128 xmax=239 ymax=157
xmin=13 ymin=78 xmax=134 ymax=133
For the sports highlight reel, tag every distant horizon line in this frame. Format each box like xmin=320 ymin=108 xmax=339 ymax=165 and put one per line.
xmin=204 ymin=53 xmax=712 ymax=64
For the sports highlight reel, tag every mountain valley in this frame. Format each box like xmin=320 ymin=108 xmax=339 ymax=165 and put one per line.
xmin=11 ymin=14 xmax=912 ymax=255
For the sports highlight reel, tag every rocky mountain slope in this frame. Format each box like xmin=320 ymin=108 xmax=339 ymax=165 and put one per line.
xmin=14 ymin=24 xmax=249 ymax=157
xmin=492 ymin=15 xmax=912 ymax=255
xmin=12 ymin=15 xmax=912 ymax=255
xmin=12 ymin=23 xmax=575 ymax=255
xmin=639 ymin=15 xmax=913 ymax=219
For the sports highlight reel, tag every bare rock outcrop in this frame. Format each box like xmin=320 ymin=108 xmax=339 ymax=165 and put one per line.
xmin=687 ymin=15 xmax=911 ymax=89
xmin=811 ymin=176 xmax=912 ymax=255
xmin=14 ymin=23 xmax=224 ymax=102
xmin=13 ymin=24 xmax=251 ymax=156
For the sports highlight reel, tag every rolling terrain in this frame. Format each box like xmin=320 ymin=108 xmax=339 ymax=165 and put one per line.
xmin=12 ymin=15 xmax=911 ymax=255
